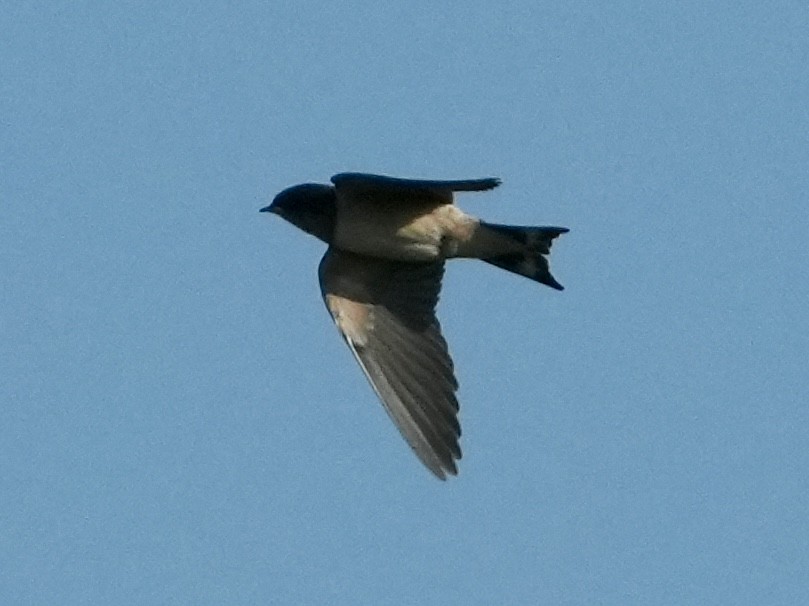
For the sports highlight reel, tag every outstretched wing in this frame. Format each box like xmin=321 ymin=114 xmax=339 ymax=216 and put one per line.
xmin=331 ymin=172 xmax=501 ymax=197
xmin=318 ymin=247 xmax=461 ymax=479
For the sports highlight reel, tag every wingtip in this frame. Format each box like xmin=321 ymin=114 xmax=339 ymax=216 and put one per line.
xmin=427 ymin=463 xmax=458 ymax=481
xmin=471 ymin=178 xmax=499 ymax=192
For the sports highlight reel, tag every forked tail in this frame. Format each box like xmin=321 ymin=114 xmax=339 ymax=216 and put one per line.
xmin=480 ymin=223 xmax=569 ymax=290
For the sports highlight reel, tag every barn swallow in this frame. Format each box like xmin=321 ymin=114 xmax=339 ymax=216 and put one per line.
xmin=261 ymin=172 xmax=568 ymax=479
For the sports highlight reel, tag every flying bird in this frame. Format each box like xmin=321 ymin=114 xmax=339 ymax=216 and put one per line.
xmin=261 ymin=172 xmax=568 ymax=479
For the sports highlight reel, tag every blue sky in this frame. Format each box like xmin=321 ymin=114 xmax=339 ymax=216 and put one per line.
xmin=3 ymin=2 xmax=808 ymax=604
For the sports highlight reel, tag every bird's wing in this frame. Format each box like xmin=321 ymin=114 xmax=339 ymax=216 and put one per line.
xmin=331 ymin=172 xmax=501 ymax=198
xmin=318 ymin=247 xmax=461 ymax=479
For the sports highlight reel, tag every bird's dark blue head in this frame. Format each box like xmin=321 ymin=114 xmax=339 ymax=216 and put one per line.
xmin=260 ymin=183 xmax=337 ymax=243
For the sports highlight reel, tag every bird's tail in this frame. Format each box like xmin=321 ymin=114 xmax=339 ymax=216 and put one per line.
xmin=479 ymin=223 xmax=569 ymax=290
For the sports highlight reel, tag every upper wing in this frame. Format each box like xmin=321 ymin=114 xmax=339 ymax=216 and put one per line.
xmin=318 ymin=247 xmax=461 ymax=479
xmin=331 ymin=172 xmax=501 ymax=197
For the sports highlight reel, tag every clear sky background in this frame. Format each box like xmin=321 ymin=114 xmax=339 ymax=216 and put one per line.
xmin=3 ymin=2 xmax=808 ymax=604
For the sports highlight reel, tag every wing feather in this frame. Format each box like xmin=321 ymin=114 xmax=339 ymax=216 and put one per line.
xmin=361 ymin=338 xmax=459 ymax=470
xmin=372 ymin=308 xmax=459 ymax=420
xmin=331 ymin=172 xmax=501 ymax=197
xmin=319 ymin=248 xmax=461 ymax=479
xmin=370 ymin=315 xmax=461 ymax=444
xmin=342 ymin=336 xmax=451 ymax=479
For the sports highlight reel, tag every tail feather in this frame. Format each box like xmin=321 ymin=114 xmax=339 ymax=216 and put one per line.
xmin=480 ymin=223 xmax=568 ymax=290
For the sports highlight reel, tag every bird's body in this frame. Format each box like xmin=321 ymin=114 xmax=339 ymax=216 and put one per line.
xmin=334 ymin=198 xmax=470 ymax=261
xmin=262 ymin=172 xmax=568 ymax=479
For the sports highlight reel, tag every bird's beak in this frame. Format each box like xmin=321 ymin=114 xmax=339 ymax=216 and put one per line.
xmin=259 ymin=204 xmax=276 ymax=214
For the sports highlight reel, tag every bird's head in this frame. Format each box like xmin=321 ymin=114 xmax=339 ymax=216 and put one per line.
xmin=260 ymin=183 xmax=337 ymax=243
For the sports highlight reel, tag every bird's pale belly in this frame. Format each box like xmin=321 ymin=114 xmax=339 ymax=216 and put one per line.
xmin=334 ymin=221 xmax=442 ymax=260
xmin=333 ymin=208 xmax=449 ymax=262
